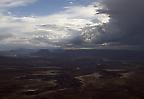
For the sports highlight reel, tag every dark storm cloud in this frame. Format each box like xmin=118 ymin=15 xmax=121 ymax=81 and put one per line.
xmin=102 ymin=0 xmax=144 ymax=46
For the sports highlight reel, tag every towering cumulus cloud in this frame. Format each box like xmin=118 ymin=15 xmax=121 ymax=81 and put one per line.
xmin=0 ymin=0 xmax=111 ymax=49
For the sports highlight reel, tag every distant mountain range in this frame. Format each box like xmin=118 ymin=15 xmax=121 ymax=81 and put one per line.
xmin=0 ymin=49 xmax=144 ymax=63
xmin=0 ymin=49 xmax=38 ymax=57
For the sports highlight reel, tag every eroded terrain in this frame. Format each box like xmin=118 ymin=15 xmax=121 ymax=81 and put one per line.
xmin=0 ymin=55 xmax=144 ymax=99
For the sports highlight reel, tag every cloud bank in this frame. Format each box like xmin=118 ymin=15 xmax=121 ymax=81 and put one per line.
xmin=0 ymin=0 xmax=111 ymax=49
xmin=0 ymin=0 xmax=143 ymax=50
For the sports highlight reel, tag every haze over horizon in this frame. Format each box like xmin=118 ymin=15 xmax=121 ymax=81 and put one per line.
xmin=0 ymin=0 xmax=144 ymax=50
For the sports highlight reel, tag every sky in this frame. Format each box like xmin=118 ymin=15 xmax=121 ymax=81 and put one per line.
xmin=0 ymin=0 xmax=144 ymax=50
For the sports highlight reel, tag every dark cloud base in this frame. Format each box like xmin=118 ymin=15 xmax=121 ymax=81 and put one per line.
xmin=102 ymin=0 xmax=144 ymax=47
